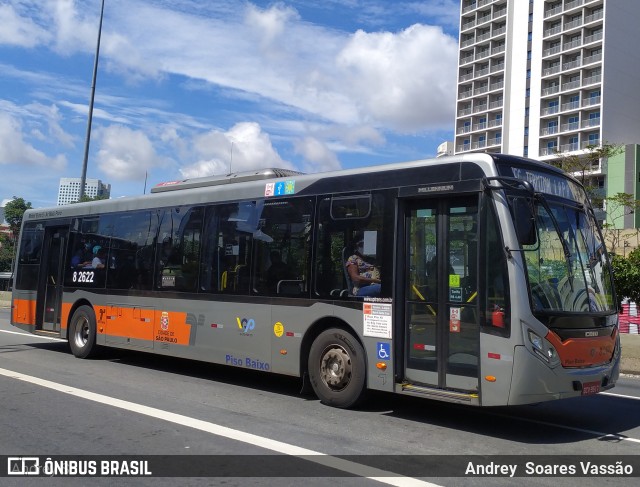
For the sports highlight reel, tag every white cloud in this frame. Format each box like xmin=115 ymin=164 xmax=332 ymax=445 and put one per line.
xmin=0 ymin=4 xmax=50 ymax=47
xmin=181 ymin=122 xmax=292 ymax=178
xmin=96 ymin=125 xmax=164 ymax=181
xmin=337 ymin=24 xmax=458 ymax=131
xmin=294 ymin=137 xmax=341 ymax=173
xmin=0 ymin=112 xmax=66 ymax=169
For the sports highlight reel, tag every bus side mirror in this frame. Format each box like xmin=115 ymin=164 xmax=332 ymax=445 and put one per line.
xmin=513 ymin=198 xmax=537 ymax=246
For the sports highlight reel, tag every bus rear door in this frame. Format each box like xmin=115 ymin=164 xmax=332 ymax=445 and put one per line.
xmin=404 ymin=197 xmax=480 ymax=393
xmin=36 ymin=225 xmax=69 ymax=333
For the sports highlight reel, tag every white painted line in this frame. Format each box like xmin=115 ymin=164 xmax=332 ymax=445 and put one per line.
xmin=600 ymin=391 xmax=640 ymax=401
xmin=0 ymin=367 xmax=438 ymax=487
xmin=0 ymin=329 xmax=65 ymax=342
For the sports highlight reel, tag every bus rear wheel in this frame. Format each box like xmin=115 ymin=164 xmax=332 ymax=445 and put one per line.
xmin=308 ymin=328 xmax=366 ymax=408
xmin=69 ymin=305 xmax=98 ymax=359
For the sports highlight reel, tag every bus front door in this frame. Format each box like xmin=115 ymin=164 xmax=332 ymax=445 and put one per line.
xmin=36 ymin=226 xmax=69 ymax=333
xmin=405 ymin=197 xmax=479 ymax=393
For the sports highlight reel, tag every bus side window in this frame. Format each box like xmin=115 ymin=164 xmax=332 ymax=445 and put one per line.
xmin=251 ymin=198 xmax=313 ymax=297
xmin=314 ymin=190 xmax=393 ymax=299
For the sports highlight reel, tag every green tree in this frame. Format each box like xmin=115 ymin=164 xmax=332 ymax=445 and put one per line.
xmin=4 ymin=197 xmax=32 ymax=238
xmin=611 ymin=249 xmax=640 ymax=306
xmin=0 ymin=234 xmax=13 ymax=272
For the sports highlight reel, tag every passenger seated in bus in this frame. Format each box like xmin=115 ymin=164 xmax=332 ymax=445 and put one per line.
xmin=89 ymin=246 xmax=106 ymax=269
xmin=346 ymin=238 xmax=381 ymax=297
xmin=71 ymin=243 xmax=93 ymax=268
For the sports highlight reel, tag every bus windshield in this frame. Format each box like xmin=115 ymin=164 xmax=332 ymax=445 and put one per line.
xmin=521 ymin=198 xmax=615 ymax=315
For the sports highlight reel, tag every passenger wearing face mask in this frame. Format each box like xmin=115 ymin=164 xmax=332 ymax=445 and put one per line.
xmin=346 ymin=236 xmax=381 ymax=297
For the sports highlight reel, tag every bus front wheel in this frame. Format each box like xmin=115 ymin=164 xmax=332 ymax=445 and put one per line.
xmin=69 ymin=305 xmax=98 ymax=359
xmin=308 ymin=328 xmax=366 ymax=408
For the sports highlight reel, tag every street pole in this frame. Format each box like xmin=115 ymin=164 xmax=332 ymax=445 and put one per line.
xmin=79 ymin=0 xmax=105 ymax=201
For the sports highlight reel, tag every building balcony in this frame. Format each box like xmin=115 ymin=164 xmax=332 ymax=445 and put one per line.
xmin=584 ymin=32 xmax=603 ymax=44
xmin=563 ymin=39 xmax=582 ymax=51
xmin=562 ymin=59 xmax=581 ymax=70
xmin=475 ymin=50 xmax=490 ymax=60
xmin=582 ymin=118 xmax=601 ymax=128
xmin=561 ymin=122 xmax=580 ymax=132
xmin=489 ymin=81 xmax=504 ymax=91
xmin=474 ymin=67 xmax=489 ymax=78
xmin=473 ymin=104 xmax=488 ymax=113
xmin=543 ymin=65 xmax=561 ymax=76
xmin=544 ymin=6 xmax=563 ymax=18
xmin=476 ymin=32 xmax=492 ymax=43
xmin=487 ymin=118 xmax=502 ymax=128
xmin=461 ymin=20 xmax=476 ymax=31
xmin=582 ymin=95 xmax=601 ymax=107
xmin=460 ymin=54 xmax=474 ymax=64
xmin=583 ymin=74 xmax=601 ymax=86
xmin=477 ymin=14 xmax=492 ymax=25
xmin=490 ymin=62 xmax=504 ymax=73
xmin=471 ymin=140 xmax=487 ymax=150
xmin=542 ymin=85 xmax=560 ymax=96
xmin=583 ymin=53 xmax=602 ymax=65
xmin=473 ymin=122 xmax=487 ymax=131
xmin=560 ymin=100 xmax=580 ymax=111
xmin=457 ymin=125 xmax=472 ymax=134
xmin=493 ymin=26 xmax=506 ymax=37
xmin=474 ymin=86 xmax=489 ymax=95
xmin=461 ymin=38 xmax=475 ymax=48
xmin=544 ymin=25 xmax=562 ymax=38
xmin=566 ymin=0 xmax=585 ymax=11
xmin=541 ymin=106 xmax=559 ymax=116
xmin=561 ymin=80 xmax=581 ymax=91
xmin=559 ymin=143 xmax=580 ymax=152
xmin=460 ymin=72 xmax=474 ymax=82
xmin=461 ymin=3 xmax=477 ymax=14
xmin=458 ymin=107 xmax=472 ymax=116
xmin=487 ymin=137 xmax=502 ymax=147
xmin=563 ymin=18 xmax=583 ymax=31
xmin=493 ymin=8 xmax=506 ymax=19
xmin=582 ymin=139 xmax=599 ymax=149
xmin=584 ymin=11 xmax=604 ymax=24
xmin=459 ymin=90 xmax=473 ymax=99
xmin=540 ymin=147 xmax=559 ymax=156
xmin=543 ymin=45 xmax=562 ymax=57
xmin=489 ymin=99 xmax=503 ymax=109
xmin=491 ymin=45 xmax=505 ymax=55
xmin=542 ymin=126 xmax=559 ymax=136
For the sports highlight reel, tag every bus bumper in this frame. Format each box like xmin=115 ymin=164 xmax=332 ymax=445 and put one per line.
xmin=508 ymin=343 xmax=620 ymax=405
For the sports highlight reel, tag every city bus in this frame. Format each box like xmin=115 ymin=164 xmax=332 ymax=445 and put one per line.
xmin=10 ymin=153 xmax=620 ymax=407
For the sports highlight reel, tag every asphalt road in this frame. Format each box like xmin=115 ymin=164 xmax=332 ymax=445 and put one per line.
xmin=1 ymin=308 xmax=639 ymax=487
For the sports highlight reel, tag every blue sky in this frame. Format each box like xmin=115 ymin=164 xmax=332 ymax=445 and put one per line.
xmin=0 ymin=0 xmax=460 ymax=207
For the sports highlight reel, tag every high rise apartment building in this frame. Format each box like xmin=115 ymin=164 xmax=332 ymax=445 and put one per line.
xmin=454 ymin=0 xmax=640 ymax=168
xmin=57 ymin=178 xmax=111 ymax=206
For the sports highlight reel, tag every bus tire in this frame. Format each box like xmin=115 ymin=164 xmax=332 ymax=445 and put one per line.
xmin=69 ymin=305 xmax=98 ymax=359
xmin=308 ymin=328 xmax=366 ymax=408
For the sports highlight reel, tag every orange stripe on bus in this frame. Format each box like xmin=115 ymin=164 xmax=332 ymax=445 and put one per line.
xmin=12 ymin=299 xmax=36 ymax=326
xmin=92 ymin=306 xmax=191 ymax=345
xmin=545 ymin=328 xmax=617 ymax=368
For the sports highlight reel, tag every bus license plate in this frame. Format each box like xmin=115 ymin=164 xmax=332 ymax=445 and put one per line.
xmin=582 ymin=381 xmax=600 ymax=395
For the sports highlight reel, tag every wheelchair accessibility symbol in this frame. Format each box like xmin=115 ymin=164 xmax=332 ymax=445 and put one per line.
xmin=377 ymin=342 xmax=391 ymax=360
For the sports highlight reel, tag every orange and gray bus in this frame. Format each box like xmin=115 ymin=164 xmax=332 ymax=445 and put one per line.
xmin=10 ymin=153 xmax=620 ymax=407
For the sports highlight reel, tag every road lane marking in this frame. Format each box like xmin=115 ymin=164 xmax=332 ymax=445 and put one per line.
xmin=0 ymin=329 xmax=65 ymax=341
xmin=600 ymin=391 xmax=640 ymax=401
xmin=0 ymin=367 xmax=438 ymax=487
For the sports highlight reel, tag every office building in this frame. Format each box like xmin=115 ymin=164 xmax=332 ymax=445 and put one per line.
xmin=57 ymin=178 xmax=111 ymax=206
xmin=454 ymin=0 xmax=640 ymax=225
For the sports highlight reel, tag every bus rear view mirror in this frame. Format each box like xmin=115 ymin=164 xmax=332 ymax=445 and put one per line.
xmin=512 ymin=198 xmax=537 ymax=246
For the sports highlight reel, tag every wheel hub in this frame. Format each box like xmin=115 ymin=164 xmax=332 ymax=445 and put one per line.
xmin=320 ymin=346 xmax=352 ymax=390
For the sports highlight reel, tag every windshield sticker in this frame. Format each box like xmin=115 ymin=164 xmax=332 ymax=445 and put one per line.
xmin=450 ymin=307 xmax=461 ymax=333
xmin=449 ymin=287 xmax=463 ymax=302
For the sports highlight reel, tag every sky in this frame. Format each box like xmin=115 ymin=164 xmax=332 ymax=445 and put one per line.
xmin=0 ymin=0 xmax=461 ymax=208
